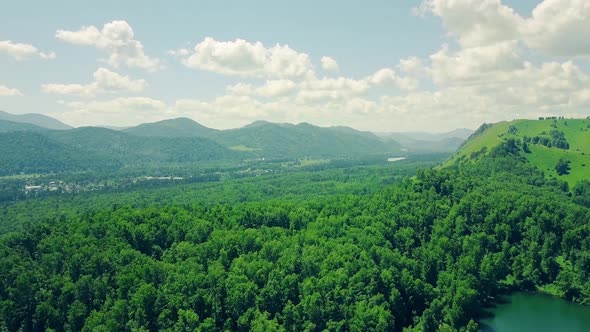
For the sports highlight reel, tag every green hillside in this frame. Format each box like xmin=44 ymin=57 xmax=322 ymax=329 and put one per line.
xmin=446 ymin=118 xmax=590 ymax=186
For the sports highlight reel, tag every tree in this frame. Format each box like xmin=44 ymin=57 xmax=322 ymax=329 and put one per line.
xmin=555 ymin=159 xmax=571 ymax=176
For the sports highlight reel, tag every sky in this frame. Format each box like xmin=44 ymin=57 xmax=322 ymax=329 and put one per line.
xmin=1 ymin=0 xmax=589 ymax=132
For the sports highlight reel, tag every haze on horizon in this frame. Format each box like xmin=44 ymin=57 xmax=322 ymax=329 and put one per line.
xmin=1 ymin=0 xmax=589 ymax=132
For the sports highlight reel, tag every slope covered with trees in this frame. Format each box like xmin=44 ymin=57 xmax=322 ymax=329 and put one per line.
xmin=0 ymin=131 xmax=121 ymax=175
xmin=46 ymin=127 xmax=241 ymax=164
xmin=1 ymin=139 xmax=589 ymax=331
xmin=0 ymin=120 xmax=49 ymax=133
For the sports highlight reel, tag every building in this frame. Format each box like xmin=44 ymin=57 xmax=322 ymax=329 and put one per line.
xmin=24 ymin=185 xmax=42 ymax=191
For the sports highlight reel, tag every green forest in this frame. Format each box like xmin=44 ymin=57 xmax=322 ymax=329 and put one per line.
xmin=1 ymin=134 xmax=590 ymax=331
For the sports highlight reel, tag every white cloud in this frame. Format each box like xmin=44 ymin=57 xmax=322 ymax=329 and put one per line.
xmin=523 ymin=0 xmax=590 ymax=57
xmin=227 ymin=79 xmax=297 ymax=98
xmin=398 ymin=57 xmax=423 ymax=73
xmin=42 ymin=67 xmax=147 ymax=97
xmin=56 ymin=20 xmax=162 ymax=71
xmin=321 ymin=56 xmax=339 ymax=72
xmin=420 ymin=0 xmax=590 ymax=57
xmin=0 ymin=85 xmax=23 ymax=96
xmin=42 ymin=83 xmax=97 ymax=97
xmin=50 ymin=0 xmax=590 ymax=132
xmin=92 ymin=67 xmax=146 ymax=92
xmin=58 ymin=97 xmax=169 ymax=126
xmin=430 ymin=41 xmax=523 ymax=85
xmin=0 ymin=40 xmax=56 ymax=60
xmin=420 ymin=0 xmax=522 ymax=48
xmin=167 ymin=48 xmax=190 ymax=57
xmin=180 ymin=37 xmax=313 ymax=78
xmin=366 ymin=68 xmax=419 ymax=90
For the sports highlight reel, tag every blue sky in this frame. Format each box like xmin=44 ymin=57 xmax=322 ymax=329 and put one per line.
xmin=1 ymin=0 xmax=589 ymax=131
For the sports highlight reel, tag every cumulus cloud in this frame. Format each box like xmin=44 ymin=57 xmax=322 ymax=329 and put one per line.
xmin=321 ymin=56 xmax=339 ymax=72
xmin=58 ymin=97 xmax=169 ymax=126
xmin=430 ymin=41 xmax=524 ymax=85
xmin=366 ymin=68 xmax=419 ymax=90
xmin=0 ymin=40 xmax=56 ymax=60
xmin=180 ymin=37 xmax=313 ymax=78
xmin=524 ymin=0 xmax=590 ymax=57
xmin=0 ymin=85 xmax=23 ymax=96
xmin=420 ymin=0 xmax=590 ymax=57
xmin=56 ymin=20 xmax=162 ymax=71
xmin=419 ymin=0 xmax=522 ymax=48
xmin=42 ymin=67 xmax=147 ymax=96
xmin=398 ymin=57 xmax=423 ymax=73
xmin=227 ymin=79 xmax=297 ymax=98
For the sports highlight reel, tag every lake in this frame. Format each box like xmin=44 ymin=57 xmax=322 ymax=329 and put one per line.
xmin=479 ymin=292 xmax=590 ymax=332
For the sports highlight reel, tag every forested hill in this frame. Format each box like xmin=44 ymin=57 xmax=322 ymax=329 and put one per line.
xmin=211 ymin=121 xmax=402 ymax=158
xmin=123 ymin=117 xmax=220 ymax=138
xmin=0 ymin=128 xmax=242 ymax=176
xmin=446 ymin=118 xmax=590 ymax=186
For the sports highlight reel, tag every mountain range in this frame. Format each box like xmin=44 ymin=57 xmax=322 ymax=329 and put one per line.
xmin=0 ymin=111 xmax=473 ymax=175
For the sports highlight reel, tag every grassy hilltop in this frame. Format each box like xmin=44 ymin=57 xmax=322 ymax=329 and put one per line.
xmin=445 ymin=118 xmax=590 ymax=186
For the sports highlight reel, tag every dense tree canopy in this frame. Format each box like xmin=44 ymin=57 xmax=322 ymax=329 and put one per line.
xmin=0 ymin=144 xmax=589 ymax=331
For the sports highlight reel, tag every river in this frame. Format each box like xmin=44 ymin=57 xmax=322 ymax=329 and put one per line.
xmin=479 ymin=292 xmax=590 ymax=332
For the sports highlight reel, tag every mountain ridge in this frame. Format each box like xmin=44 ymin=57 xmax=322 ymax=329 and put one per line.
xmin=0 ymin=110 xmax=72 ymax=130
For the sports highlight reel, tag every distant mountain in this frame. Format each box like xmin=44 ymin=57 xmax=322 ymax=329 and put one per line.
xmin=124 ymin=117 xmax=219 ymax=138
xmin=97 ymin=125 xmax=129 ymax=131
xmin=398 ymin=137 xmax=468 ymax=153
xmin=0 ymin=119 xmax=49 ymax=133
xmin=125 ymin=118 xmax=403 ymax=158
xmin=377 ymin=128 xmax=473 ymax=141
xmin=0 ymin=114 xmax=407 ymax=175
xmin=212 ymin=121 xmax=402 ymax=158
xmin=0 ymin=110 xmax=72 ymax=130
xmin=375 ymin=128 xmax=474 ymax=153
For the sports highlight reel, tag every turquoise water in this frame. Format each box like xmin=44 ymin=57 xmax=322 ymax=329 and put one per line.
xmin=479 ymin=292 xmax=590 ymax=332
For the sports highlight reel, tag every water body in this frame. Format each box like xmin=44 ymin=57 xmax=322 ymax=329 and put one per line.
xmin=387 ymin=157 xmax=406 ymax=162
xmin=479 ymin=292 xmax=590 ymax=332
